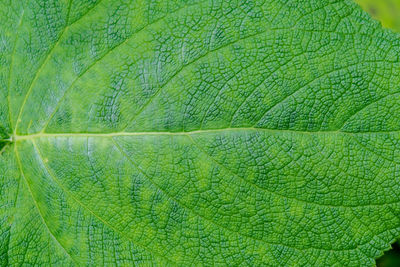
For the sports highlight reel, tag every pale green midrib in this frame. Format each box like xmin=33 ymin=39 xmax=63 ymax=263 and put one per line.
xmin=10 ymin=127 xmax=400 ymax=141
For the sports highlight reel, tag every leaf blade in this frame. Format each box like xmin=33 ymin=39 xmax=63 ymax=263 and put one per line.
xmin=1 ymin=0 xmax=400 ymax=265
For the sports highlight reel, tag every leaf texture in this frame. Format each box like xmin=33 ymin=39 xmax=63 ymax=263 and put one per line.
xmin=1 ymin=0 xmax=400 ymax=266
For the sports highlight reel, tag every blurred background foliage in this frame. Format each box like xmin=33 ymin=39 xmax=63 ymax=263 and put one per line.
xmin=355 ymin=0 xmax=400 ymax=32
xmin=354 ymin=0 xmax=400 ymax=266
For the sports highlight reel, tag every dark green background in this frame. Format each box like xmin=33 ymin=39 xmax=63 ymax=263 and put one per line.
xmin=355 ymin=1 xmax=400 ymax=266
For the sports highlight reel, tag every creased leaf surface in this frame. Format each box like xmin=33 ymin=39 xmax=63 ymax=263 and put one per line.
xmin=1 ymin=0 xmax=400 ymax=266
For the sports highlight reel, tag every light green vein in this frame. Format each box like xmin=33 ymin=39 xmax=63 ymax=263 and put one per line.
xmin=7 ymin=9 xmax=25 ymax=131
xmin=12 ymin=127 xmax=400 ymax=142
xmin=30 ymin=140 xmax=175 ymax=265
xmin=14 ymin=0 xmax=73 ymax=134
xmin=40 ymin=1 xmax=203 ymax=134
xmin=14 ymin=143 xmax=78 ymax=265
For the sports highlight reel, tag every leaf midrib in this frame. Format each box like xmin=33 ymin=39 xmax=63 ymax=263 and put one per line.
xmin=10 ymin=127 xmax=400 ymax=141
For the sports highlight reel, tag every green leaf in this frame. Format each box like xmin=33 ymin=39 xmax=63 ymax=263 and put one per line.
xmin=1 ymin=0 xmax=400 ymax=265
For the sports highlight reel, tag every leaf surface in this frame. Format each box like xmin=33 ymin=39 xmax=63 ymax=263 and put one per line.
xmin=1 ymin=0 xmax=400 ymax=266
